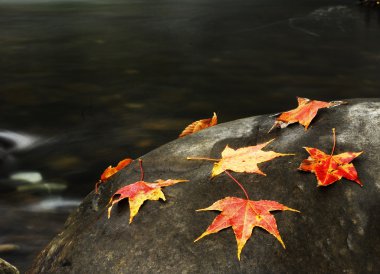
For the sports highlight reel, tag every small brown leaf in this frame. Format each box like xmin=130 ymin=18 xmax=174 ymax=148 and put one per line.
xmin=179 ymin=112 xmax=217 ymax=137
xmin=95 ymin=158 xmax=133 ymax=193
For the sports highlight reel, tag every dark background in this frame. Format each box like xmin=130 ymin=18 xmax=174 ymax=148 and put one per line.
xmin=0 ymin=0 xmax=379 ymax=272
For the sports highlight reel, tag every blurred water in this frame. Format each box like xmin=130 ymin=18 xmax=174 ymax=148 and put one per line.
xmin=0 ymin=0 xmax=379 ymax=271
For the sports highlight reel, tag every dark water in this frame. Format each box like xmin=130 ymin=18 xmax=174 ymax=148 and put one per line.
xmin=0 ymin=0 xmax=379 ymax=271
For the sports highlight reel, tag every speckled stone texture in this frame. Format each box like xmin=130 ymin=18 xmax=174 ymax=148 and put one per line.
xmin=29 ymin=99 xmax=380 ymax=273
xmin=0 ymin=258 xmax=19 ymax=274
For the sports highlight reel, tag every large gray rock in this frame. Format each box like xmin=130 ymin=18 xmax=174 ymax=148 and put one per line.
xmin=29 ymin=99 xmax=380 ymax=273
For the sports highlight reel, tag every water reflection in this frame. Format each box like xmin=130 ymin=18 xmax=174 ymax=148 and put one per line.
xmin=0 ymin=0 xmax=379 ymax=271
xmin=26 ymin=197 xmax=81 ymax=212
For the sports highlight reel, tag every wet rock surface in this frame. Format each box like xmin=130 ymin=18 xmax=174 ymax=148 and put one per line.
xmin=0 ymin=258 xmax=19 ymax=274
xmin=29 ymin=99 xmax=380 ymax=273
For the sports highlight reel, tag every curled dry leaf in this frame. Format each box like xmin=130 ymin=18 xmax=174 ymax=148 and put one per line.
xmin=269 ymin=97 xmax=346 ymax=132
xmin=108 ymin=179 xmax=188 ymax=223
xmin=299 ymin=128 xmax=363 ymax=187
xmin=195 ymin=197 xmax=299 ymax=260
xmin=188 ymin=139 xmax=294 ymax=177
xmin=95 ymin=158 xmax=133 ymax=193
xmin=179 ymin=112 xmax=217 ymax=137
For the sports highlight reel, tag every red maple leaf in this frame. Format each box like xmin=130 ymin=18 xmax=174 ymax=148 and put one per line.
xmin=107 ymin=160 xmax=188 ymax=223
xmin=95 ymin=158 xmax=133 ymax=193
xmin=269 ymin=97 xmax=346 ymax=132
xmin=299 ymin=128 xmax=363 ymax=187
xmin=179 ymin=112 xmax=217 ymax=137
xmin=195 ymin=171 xmax=299 ymax=260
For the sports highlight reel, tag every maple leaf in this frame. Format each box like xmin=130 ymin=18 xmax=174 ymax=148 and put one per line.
xmin=298 ymin=128 xmax=363 ymax=187
xmin=269 ymin=97 xmax=346 ymax=132
xmin=188 ymin=139 xmax=294 ymax=177
xmin=95 ymin=158 xmax=133 ymax=193
xmin=107 ymin=160 xmax=188 ymax=223
xmin=179 ymin=112 xmax=217 ymax=137
xmin=107 ymin=179 xmax=188 ymax=223
xmin=195 ymin=197 xmax=299 ymax=260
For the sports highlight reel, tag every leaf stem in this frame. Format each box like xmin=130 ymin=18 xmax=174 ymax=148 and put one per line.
xmin=331 ymin=128 xmax=336 ymax=156
xmin=224 ymin=171 xmax=250 ymax=200
xmin=139 ymin=159 xmax=144 ymax=181
xmin=321 ymin=128 xmax=336 ymax=186
xmin=187 ymin=157 xmax=220 ymax=162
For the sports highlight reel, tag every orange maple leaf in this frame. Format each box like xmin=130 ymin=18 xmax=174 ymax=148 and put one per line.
xmin=195 ymin=197 xmax=299 ymax=260
xmin=269 ymin=97 xmax=346 ymax=132
xmin=188 ymin=139 xmax=294 ymax=177
xmin=299 ymin=128 xmax=363 ymax=187
xmin=179 ymin=112 xmax=217 ymax=137
xmin=95 ymin=158 xmax=133 ymax=193
xmin=107 ymin=160 xmax=188 ymax=223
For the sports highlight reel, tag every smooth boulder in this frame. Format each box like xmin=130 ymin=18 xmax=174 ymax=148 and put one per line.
xmin=29 ymin=98 xmax=380 ymax=273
